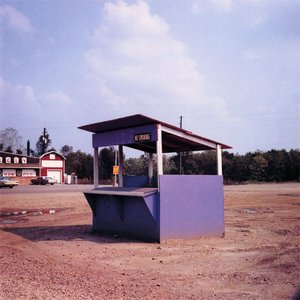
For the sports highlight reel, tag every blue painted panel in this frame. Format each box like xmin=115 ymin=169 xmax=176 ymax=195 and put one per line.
xmin=159 ymin=175 xmax=224 ymax=239
xmin=84 ymin=192 xmax=160 ymax=242
xmin=123 ymin=175 xmax=148 ymax=187
xmin=92 ymin=124 xmax=157 ymax=148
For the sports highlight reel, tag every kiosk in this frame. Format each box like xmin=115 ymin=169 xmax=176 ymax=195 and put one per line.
xmin=79 ymin=114 xmax=231 ymax=242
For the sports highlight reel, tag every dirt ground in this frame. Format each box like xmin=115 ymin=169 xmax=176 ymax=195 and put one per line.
xmin=0 ymin=183 xmax=299 ymax=300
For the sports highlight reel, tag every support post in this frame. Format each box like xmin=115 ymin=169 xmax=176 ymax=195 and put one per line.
xmin=118 ymin=145 xmax=124 ymax=187
xmin=93 ymin=147 xmax=99 ymax=189
xmin=148 ymin=152 xmax=154 ymax=186
xmin=216 ymin=144 xmax=222 ymax=176
xmin=157 ymin=125 xmax=163 ymax=189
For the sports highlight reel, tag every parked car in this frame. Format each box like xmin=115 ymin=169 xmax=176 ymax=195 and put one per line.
xmin=31 ymin=177 xmax=49 ymax=185
xmin=41 ymin=176 xmax=57 ymax=185
xmin=0 ymin=177 xmax=19 ymax=188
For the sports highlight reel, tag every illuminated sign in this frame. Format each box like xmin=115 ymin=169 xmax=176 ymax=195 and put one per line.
xmin=0 ymin=157 xmax=2 ymax=163
xmin=14 ymin=157 xmax=19 ymax=164
xmin=5 ymin=157 xmax=11 ymax=163
xmin=134 ymin=133 xmax=151 ymax=142
xmin=22 ymin=157 xmax=27 ymax=164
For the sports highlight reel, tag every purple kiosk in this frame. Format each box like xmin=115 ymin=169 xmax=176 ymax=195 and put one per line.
xmin=79 ymin=114 xmax=231 ymax=242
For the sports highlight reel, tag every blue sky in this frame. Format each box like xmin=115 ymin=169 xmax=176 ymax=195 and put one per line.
xmin=1 ymin=0 xmax=299 ymax=155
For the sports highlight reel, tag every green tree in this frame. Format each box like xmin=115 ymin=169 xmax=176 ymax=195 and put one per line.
xmin=60 ymin=145 xmax=73 ymax=157
xmin=36 ymin=128 xmax=53 ymax=156
xmin=249 ymin=152 xmax=268 ymax=181
xmin=65 ymin=150 xmax=93 ymax=179
xmin=99 ymin=147 xmax=116 ymax=180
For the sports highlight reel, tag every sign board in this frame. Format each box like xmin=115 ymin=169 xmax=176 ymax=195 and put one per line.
xmin=22 ymin=169 xmax=36 ymax=177
xmin=3 ymin=169 xmax=16 ymax=177
xmin=134 ymin=133 xmax=151 ymax=142
xmin=113 ymin=165 xmax=119 ymax=175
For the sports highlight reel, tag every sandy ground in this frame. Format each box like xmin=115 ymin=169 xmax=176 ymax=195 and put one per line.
xmin=0 ymin=183 xmax=299 ymax=300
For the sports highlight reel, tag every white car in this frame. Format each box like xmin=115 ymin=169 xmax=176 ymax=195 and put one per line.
xmin=0 ymin=177 xmax=19 ymax=188
xmin=42 ymin=176 xmax=57 ymax=185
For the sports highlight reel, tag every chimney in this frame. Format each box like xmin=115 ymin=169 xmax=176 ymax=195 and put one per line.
xmin=27 ymin=140 xmax=30 ymax=156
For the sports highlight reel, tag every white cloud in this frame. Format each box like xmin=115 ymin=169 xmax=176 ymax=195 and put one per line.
xmin=86 ymin=0 xmax=236 ymax=127
xmin=210 ymin=0 xmax=233 ymax=12
xmin=0 ymin=5 xmax=33 ymax=33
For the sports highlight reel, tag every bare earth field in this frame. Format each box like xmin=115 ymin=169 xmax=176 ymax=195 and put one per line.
xmin=0 ymin=183 xmax=299 ymax=300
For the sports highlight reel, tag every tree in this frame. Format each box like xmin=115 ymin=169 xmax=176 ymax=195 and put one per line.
xmin=65 ymin=150 xmax=93 ymax=179
xmin=60 ymin=145 xmax=73 ymax=157
xmin=36 ymin=128 xmax=53 ymax=156
xmin=99 ymin=147 xmax=116 ymax=180
xmin=0 ymin=127 xmax=24 ymax=153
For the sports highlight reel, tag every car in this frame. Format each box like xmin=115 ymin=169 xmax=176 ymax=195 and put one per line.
xmin=0 ymin=177 xmax=19 ymax=188
xmin=41 ymin=176 xmax=57 ymax=185
xmin=31 ymin=177 xmax=49 ymax=185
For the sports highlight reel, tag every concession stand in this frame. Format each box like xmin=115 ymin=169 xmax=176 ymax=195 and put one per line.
xmin=79 ymin=114 xmax=231 ymax=242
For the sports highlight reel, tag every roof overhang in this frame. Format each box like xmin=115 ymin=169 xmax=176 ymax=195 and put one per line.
xmin=78 ymin=114 xmax=231 ymax=153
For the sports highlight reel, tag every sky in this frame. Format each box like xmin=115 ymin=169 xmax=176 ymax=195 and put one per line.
xmin=1 ymin=0 xmax=299 ymax=156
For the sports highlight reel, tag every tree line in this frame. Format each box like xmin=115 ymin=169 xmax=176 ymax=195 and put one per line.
xmin=61 ymin=147 xmax=299 ymax=183
xmin=1 ymin=127 xmax=299 ymax=183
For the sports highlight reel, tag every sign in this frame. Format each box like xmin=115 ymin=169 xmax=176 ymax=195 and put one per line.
xmin=22 ymin=157 xmax=27 ymax=164
xmin=134 ymin=133 xmax=151 ymax=142
xmin=50 ymin=154 xmax=56 ymax=160
xmin=22 ymin=169 xmax=36 ymax=177
xmin=3 ymin=169 xmax=16 ymax=177
xmin=14 ymin=157 xmax=19 ymax=164
xmin=0 ymin=157 xmax=2 ymax=163
xmin=5 ymin=157 xmax=11 ymax=163
xmin=113 ymin=165 xmax=119 ymax=175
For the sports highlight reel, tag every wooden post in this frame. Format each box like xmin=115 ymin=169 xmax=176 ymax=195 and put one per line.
xmin=93 ymin=147 xmax=99 ymax=189
xmin=118 ymin=145 xmax=123 ymax=187
xmin=217 ymin=144 xmax=222 ymax=176
xmin=157 ymin=124 xmax=163 ymax=189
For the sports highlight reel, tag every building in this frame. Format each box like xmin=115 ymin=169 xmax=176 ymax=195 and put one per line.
xmin=0 ymin=151 xmax=65 ymax=184
xmin=40 ymin=151 xmax=65 ymax=183
xmin=79 ymin=114 xmax=231 ymax=242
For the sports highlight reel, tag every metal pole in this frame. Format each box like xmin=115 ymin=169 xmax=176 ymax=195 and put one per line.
xmin=93 ymin=147 xmax=99 ymax=189
xmin=114 ymin=146 xmax=118 ymax=186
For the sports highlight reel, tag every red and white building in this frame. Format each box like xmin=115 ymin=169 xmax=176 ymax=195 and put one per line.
xmin=40 ymin=151 xmax=65 ymax=183
xmin=0 ymin=151 xmax=65 ymax=184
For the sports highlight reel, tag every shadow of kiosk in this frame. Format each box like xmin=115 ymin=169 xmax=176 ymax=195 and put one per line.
xmin=78 ymin=114 xmax=231 ymax=242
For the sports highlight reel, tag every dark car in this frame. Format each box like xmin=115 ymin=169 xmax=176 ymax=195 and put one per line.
xmin=31 ymin=177 xmax=49 ymax=185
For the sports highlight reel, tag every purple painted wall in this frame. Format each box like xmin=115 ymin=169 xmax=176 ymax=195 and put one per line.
xmin=85 ymin=192 xmax=160 ymax=242
xmin=159 ymin=175 xmax=224 ymax=239
xmin=83 ymin=175 xmax=224 ymax=242
xmin=92 ymin=124 xmax=157 ymax=148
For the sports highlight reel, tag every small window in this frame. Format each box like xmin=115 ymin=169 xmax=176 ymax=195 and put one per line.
xmin=6 ymin=157 xmax=11 ymax=163
xmin=22 ymin=157 xmax=27 ymax=164
xmin=14 ymin=157 xmax=19 ymax=164
xmin=0 ymin=157 xmax=2 ymax=163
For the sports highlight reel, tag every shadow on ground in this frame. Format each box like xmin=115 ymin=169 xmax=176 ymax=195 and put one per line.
xmin=3 ymin=225 xmax=144 ymax=244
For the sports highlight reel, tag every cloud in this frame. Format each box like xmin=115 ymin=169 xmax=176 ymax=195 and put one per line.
xmin=0 ymin=5 xmax=33 ymax=33
xmin=210 ymin=0 xmax=233 ymax=12
xmin=85 ymin=0 xmax=235 ymax=129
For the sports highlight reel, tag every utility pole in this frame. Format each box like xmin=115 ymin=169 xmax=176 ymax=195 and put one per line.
xmin=42 ymin=128 xmax=47 ymax=154
xmin=179 ymin=116 xmax=183 ymax=175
